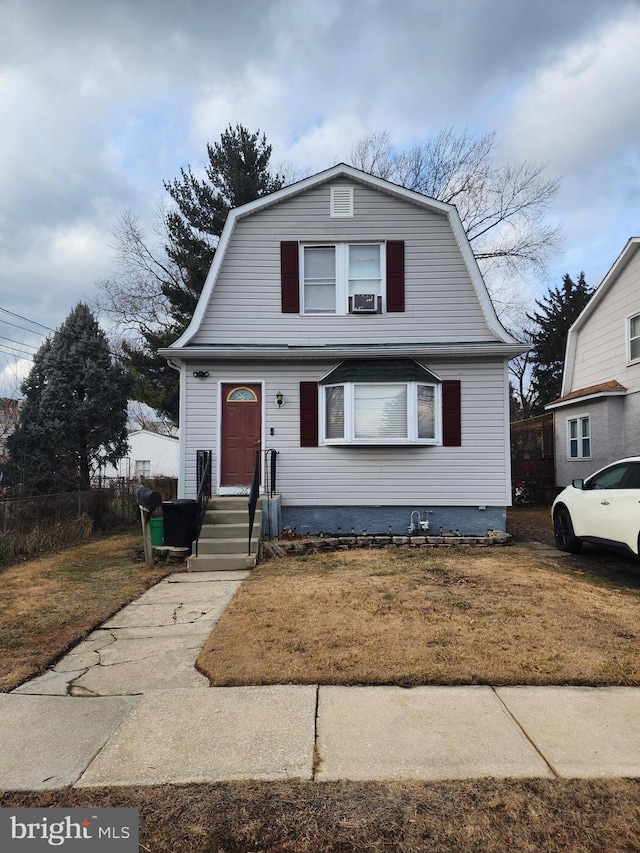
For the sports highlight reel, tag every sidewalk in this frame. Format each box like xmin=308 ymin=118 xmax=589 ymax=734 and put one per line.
xmin=1 ymin=571 xmax=640 ymax=790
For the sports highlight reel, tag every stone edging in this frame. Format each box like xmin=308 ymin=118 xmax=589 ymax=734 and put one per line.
xmin=260 ymin=530 xmax=511 ymax=559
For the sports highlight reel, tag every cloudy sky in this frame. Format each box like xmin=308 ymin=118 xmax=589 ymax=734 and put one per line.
xmin=1 ymin=0 xmax=639 ymax=394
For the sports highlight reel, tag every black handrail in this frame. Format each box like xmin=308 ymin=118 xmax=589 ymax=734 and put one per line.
xmin=265 ymin=448 xmax=278 ymax=498
xmin=195 ymin=450 xmax=212 ymax=557
xmin=263 ymin=449 xmax=279 ymax=540
xmin=247 ymin=449 xmax=260 ymax=555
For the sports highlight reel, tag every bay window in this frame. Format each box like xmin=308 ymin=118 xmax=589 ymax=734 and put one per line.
xmin=323 ymin=381 xmax=440 ymax=444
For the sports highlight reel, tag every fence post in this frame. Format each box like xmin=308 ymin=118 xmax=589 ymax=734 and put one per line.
xmin=2 ymin=500 xmax=8 ymax=536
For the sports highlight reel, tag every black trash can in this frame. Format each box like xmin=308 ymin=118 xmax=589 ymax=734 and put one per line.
xmin=162 ymin=499 xmax=198 ymax=550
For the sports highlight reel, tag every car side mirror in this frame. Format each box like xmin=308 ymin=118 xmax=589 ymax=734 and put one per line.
xmin=571 ymin=478 xmax=584 ymax=490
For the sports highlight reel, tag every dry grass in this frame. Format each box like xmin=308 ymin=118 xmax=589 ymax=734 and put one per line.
xmin=198 ymin=542 xmax=640 ymax=687
xmin=3 ymin=778 xmax=640 ymax=852
xmin=2 ymin=512 xmax=640 ymax=850
xmin=0 ymin=529 xmax=176 ymax=691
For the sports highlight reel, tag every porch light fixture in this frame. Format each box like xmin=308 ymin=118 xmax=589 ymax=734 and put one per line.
xmin=192 ymin=370 xmax=209 ymax=379
xmin=275 ymin=391 xmax=284 ymax=408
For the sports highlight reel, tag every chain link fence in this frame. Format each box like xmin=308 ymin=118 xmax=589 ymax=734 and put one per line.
xmin=0 ymin=477 xmax=177 ymax=563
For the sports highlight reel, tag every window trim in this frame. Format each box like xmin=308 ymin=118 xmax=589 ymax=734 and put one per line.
xmin=300 ymin=242 xmax=386 ymax=315
xmin=628 ymin=312 xmax=640 ymax=364
xmin=321 ymin=380 xmax=442 ymax=445
xmin=567 ymin=413 xmax=591 ymax=460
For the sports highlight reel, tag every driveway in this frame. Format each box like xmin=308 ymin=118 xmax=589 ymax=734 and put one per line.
xmin=508 ymin=507 xmax=640 ymax=590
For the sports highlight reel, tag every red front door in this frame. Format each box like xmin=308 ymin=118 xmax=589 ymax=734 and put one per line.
xmin=220 ymin=384 xmax=261 ymax=488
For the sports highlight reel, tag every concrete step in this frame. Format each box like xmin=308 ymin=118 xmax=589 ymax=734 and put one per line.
xmin=187 ymin=553 xmax=257 ymax=572
xmin=204 ymin=509 xmax=261 ymax=525
xmin=199 ymin=522 xmax=258 ymax=539
xmin=190 ymin=496 xmax=261 ymax=572
xmin=194 ymin=537 xmax=259 ymax=555
xmin=206 ymin=497 xmax=251 ymax=510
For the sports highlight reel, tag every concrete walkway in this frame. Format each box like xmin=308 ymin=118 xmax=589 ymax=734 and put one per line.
xmin=2 ymin=570 xmax=640 ymax=790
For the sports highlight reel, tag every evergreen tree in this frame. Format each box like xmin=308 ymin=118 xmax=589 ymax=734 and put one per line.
xmin=528 ymin=273 xmax=594 ymax=411
xmin=119 ymin=125 xmax=285 ymax=421
xmin=5 ymin=304 xmax=133 ymax=495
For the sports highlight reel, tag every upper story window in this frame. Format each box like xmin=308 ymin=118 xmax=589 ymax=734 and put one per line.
xmin=629 ymin=313 xmax=640 ymax=363
xmin=281 ymin=240 xmax=404 ymax=315
xmin=302 ymin=243 xmax=384 ymax=315
xmin=567 ymin=415 xmax=590 ymax=460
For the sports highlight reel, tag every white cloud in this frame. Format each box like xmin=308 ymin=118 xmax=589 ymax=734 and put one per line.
xmin=0 ymin=0 xmax=639 ymax=335
xmin=503 ymin=9 xmax=640 ymax=170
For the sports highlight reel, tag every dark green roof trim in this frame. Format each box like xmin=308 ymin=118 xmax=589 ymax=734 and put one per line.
xmin=319 ymin=359 xmax=441 ymax=385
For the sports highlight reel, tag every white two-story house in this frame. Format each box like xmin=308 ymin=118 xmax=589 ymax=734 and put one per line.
xmin=547 ymin=237 xmax=640 ymax=485
xmin=160 ymin=164 xmax=524 ymax=536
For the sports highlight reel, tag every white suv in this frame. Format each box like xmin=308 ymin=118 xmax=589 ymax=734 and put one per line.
xmin=552 ymin=457 xmax=640 ymax=559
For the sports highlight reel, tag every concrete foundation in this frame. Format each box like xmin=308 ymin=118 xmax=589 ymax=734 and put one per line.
xmin=281 ymin=505 xmax=506 ymax=537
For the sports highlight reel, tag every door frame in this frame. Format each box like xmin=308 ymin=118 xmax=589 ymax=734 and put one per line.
xmin=216 ymin=379 xmax=265 ymax=495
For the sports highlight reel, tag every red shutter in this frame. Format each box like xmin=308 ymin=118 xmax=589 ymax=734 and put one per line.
xmin=281 ymin=241 xmax=299 ymax=313
xmin=442 ymin=380 xmax=461 ymax=446
xmin=300 ymin=382 xmax=319 ymax=447
xmin=386 ymin=240 xmax=405 ymax=312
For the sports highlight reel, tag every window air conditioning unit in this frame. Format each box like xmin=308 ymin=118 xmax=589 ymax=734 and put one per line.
xmin=351 ymin=293 xmax=378 ymax=313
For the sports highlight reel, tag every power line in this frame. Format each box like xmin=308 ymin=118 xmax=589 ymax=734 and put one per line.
xmin=0 ymin=319 xmax=49 ymax=341
xmin=0 ymin=345 xmax=37 ymax=361
xmin=0 ymin=334 xmax=41 ymax=352
xmin=0 ymin=306 xmax=127 ymax=365
xmin=0 ymin=307 xmax=59 ymax=337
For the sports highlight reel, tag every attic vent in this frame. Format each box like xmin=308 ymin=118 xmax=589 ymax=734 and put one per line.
xmin=330 ymin=186 xmax=354 ymax=218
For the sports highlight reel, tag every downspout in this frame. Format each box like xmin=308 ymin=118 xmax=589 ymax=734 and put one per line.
xmin=166 ymin=358 xmax=186 ymax=498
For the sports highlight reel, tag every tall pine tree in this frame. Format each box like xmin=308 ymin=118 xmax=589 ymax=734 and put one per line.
xmin=5 ymin=304 xmax=133 ymax=495
xmin=121 ymin=125 xmax=285 ymax=421
xmin=528 ymin=272 xmax=594 ymax=410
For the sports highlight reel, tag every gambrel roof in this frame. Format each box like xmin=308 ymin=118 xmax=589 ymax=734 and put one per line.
xmin=165 ymin=164 xmax=521 ymax=356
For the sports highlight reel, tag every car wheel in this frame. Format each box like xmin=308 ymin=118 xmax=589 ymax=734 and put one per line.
xmin=553 ymin=507 xmax=583 ymax=553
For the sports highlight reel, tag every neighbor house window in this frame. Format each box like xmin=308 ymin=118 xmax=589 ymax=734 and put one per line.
xmin=323 ymin=382 xmax=439 ymax=444
xmin=567 ymin=416 xmax=590 ymax=459
xmin=629 ymin=313 xmax=640 ymax=362
xmin=302 ymin=243 xmax=384 ymax=314
xmin=135 ymin=460 xmax=151 ymax=478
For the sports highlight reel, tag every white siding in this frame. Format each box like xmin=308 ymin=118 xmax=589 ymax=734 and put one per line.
xmin=571 ymin=250 xmax=640 ymax=394
xmin=181 ymin=359 xmax=510 ymax=506
xmin=190 ymin=179 xmax=497 ymax=347
xmin=102 ymin=430 xmax=180 ymax=478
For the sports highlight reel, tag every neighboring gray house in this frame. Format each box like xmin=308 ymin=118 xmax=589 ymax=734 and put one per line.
xmin=547 ymin=237 xmax=640 ymax=486
xmin=160 ymin=164 xmax=524 ymax=536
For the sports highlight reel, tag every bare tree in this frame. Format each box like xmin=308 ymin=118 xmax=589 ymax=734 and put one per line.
xmin=508 ymin=332 xmax=538 ymax=420
xmin=127 ymin=400 xmax=176 ymax=436
xmin=350 ymin=128 xmax=563 ymax=310
xmin=94 ymin=205 xmax=181 ymax=344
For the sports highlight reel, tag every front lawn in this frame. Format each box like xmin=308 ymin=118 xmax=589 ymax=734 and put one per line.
xmin=3 ymin=519 xmax=640 ymax=850
xmin=197 ymin=542 xmax=640 ymax=687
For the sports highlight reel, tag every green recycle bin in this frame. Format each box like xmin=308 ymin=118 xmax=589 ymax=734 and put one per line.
xmin=150 ymin=517 xmax=164 ymax=546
